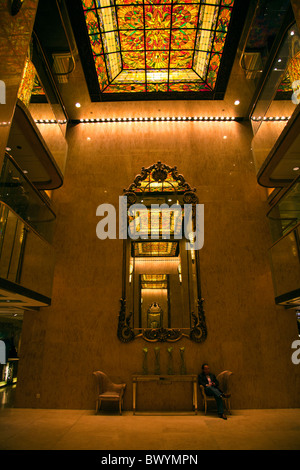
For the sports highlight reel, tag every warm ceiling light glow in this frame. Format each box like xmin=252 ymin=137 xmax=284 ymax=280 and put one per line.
xmin=234 ymin=100 xmax=240 ymax=105
xmin=87 ymin=137 xmax=91 ymax=141
xmin=76 ymin=116 xmax=239 ymax=124
xmin=5 ymin=147 xmax=11 ymax=151
xmin=293 ymin=167 xmax=300 ymax=171
xmin=291 ymin=31 xmax=295 ymax=36
xmin=223 ymin=136 xmax=227 ymax=139
xmin=75 ymin=103 xmax=81 ymax=108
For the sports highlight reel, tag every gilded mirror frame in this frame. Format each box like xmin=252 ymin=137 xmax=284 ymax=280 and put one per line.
xmin=117 ymin=162 xmax=207 ymax=343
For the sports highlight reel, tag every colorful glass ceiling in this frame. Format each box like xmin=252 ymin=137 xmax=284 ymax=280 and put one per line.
xmin=78 ymin=0 xmax=238 ymax=98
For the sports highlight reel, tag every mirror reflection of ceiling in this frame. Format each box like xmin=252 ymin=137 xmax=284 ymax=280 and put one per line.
xmin=132 ymin=241 xmax=179 ymax=257
xmin=129 ymin=207 xmax=182 ymax=237
xmin=66 ymin=0 xmax=249 ymax=101
xmin=141 ymin=274 xmax=168 ymax=289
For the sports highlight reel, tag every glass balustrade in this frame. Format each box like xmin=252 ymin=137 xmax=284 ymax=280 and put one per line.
xmin=0 ymin=153 xmax=56 ymax=244
xmin=267 ymin=176 xmax=300 ymax=242
xmin=0 ymin=202 xmax=55 ymax=300
xmin=269 ymin=223 xmax=300 ymax=306
xmin=250 ymin=19 xmax=300 ymax=182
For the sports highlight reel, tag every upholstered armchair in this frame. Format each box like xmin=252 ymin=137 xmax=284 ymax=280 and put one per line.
xmin=200 ymin=370 xmax=233 ymax=415
xmin=93 ymin=371 xmax=126 ymax=415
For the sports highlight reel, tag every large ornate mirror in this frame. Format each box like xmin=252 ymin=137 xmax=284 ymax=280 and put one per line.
xmin=117 ymin=162 xmax=207 ymax=343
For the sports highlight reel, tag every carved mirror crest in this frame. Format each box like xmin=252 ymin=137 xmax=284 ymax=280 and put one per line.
xmin=117 ymin=162 xmax=207 ymax=343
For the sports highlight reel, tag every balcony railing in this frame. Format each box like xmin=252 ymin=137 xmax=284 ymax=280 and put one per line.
xmin=0 ymin=153 xmax=56 ymax=244
xmin=267 ymin=175 xmax=300 ymax=243
xmin=269 ymin=222 xmax=300 ymax=307
xmin=0 ymin=202 xmax=55 ymax=303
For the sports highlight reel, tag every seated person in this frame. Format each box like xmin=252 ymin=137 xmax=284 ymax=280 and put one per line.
xmin=198 ymin=363 xmax=229 ymax=420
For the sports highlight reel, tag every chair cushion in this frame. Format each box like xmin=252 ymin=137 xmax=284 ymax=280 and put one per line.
xmin=99 ymin=392 xmax=120 ymax=399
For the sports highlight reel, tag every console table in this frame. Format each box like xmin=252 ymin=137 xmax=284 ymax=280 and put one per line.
xmin=132 ymin=374 xmax=198 ymax=415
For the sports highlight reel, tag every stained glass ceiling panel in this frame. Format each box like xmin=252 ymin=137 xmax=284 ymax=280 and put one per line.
xmin=68 ymin=0 xmax=246 ymax=99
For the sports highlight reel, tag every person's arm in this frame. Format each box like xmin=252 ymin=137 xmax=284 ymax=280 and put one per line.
xmin=212 ymin=374 xmax=219 ymax=388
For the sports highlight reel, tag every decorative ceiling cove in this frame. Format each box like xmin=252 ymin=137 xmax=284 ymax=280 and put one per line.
xmin=66 ymin=0 xmax=249 ymax=101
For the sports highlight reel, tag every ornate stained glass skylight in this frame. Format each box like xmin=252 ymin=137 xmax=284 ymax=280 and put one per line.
xmin=67 ymin=0 xmax=247 ymax=100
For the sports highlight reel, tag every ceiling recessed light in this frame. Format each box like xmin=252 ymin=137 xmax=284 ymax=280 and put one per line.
xmin=75 ymin=103 xmax=81 ymax=108
xmin=291 ymin=31 xmax=295 ymax=36
xmin=278 ymin=59 xmax=282 ymax=63
xmin=234 ymin=100 xmax=240 ymax=105
xmin=293 ymin=167 xmax=300 ymax=171
xmin=223 ymin=135 xmax=227 ymax=139
xmin=87 ymin=137 xmax=91 ymax=141
xmin=23 ymin=170 xmax=28 ymax=174
xmin=5 ymin=147 xmax=11 ymax=152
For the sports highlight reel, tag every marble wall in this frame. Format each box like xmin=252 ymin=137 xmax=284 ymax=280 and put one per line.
xmin=15 ymin=118 xmax=300 ymax=411
xmin=0 ymin=0 xmax=39 ymax=167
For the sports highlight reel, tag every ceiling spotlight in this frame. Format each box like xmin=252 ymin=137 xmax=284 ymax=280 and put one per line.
xmin=223 ymin=135 xmax=227 ymax=139
xmin=293 ymin=167 xmax=300 ymax=171
xmin=5 ymin=147 xmax=11 ymax=152
xmin=23 ymin=170 xmax=28 ymax=174
xmin=75 ymin=103 xmax=81 ymax=108
xmin=234 ymin=100 xmax=240 ymax=105
xmin=291 ymin=30 xmax=295 ymax=36
xmin=87 ymin=137 xmax=91 ymax=141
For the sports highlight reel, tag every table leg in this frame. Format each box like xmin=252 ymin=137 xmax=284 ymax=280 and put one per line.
xmin=133 ymin=380 xmax=137 ymax=415
xmin=193 ymin=380 xmax=198 ymax=415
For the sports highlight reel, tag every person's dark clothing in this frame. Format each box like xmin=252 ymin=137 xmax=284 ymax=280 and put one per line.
xmin=198 ymin=372 xmax=219 ymax=388
xmin=198 ymin=372 xmax=224 ymax=415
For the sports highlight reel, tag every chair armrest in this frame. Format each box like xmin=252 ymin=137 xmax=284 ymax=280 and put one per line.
xmin=110 ymin=383 xmax=126 ymax=395
xmin=199 ymin=384 xmax=206 ymax=399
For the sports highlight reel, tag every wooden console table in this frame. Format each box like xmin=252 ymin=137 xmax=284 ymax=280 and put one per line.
xmin=132 ymin=374 xmax=198 ymax=415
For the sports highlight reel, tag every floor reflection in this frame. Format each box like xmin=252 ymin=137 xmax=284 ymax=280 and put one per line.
xmin=0 ymin=384 xmax=16 ymax=409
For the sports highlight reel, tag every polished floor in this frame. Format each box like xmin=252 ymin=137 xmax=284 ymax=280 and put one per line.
xmin=0 ymin=385 xmax=299 ymax=450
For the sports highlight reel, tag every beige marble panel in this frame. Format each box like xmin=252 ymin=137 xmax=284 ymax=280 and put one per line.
xmin=0 ymin=0 xmax=39 ymax=166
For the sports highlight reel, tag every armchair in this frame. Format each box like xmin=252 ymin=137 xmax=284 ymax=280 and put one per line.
xmin=93 ymin=371 xmax=126 ymax=415
xmin=200 ymin=370 xmax=233 ymax=415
